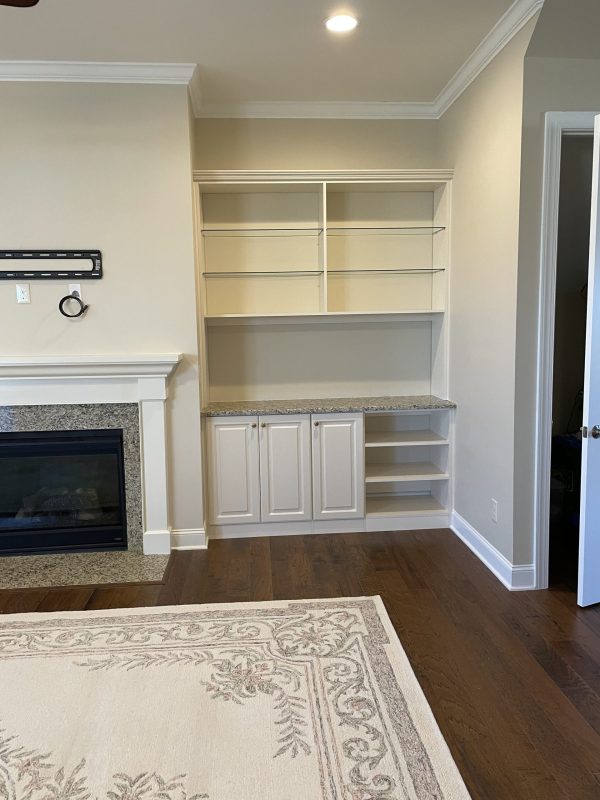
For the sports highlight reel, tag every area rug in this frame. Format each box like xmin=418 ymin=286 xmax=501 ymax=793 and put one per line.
xmin=0 ymin=596 xmax=470 ymax=799
xmin=0 ymin=551 xmax=169 ymax=590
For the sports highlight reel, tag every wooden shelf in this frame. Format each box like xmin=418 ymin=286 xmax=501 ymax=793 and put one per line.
xmin=366 ymin=494 xmax=447 ymax=517
xmin=204 ymin=310 xmax=444 ymax=326
xmin=365 ymin=430 xmax=449 ymax=448
xmin=365 ymin=462 xmax=449 ymax=483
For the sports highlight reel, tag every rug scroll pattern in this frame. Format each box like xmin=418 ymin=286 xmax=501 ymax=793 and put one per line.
xmin=0 ymin=599 xmax=470 ymax=800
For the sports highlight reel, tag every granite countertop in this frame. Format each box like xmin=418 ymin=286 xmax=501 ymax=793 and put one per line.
xmin=202 ymin=395 xmax=456 ymax=416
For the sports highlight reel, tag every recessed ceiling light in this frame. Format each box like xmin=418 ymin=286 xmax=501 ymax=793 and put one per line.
xmin=325 ymin=14 xmax=358 ymax=33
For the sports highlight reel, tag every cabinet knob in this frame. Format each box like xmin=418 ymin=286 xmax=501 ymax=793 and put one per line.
xmin=261 ymin=422 xmax=266 ymax=428
xmin=251 ymin=423 xmax=257 ymax=428
xmin=314 ymin=421 xmax=320 ymax=427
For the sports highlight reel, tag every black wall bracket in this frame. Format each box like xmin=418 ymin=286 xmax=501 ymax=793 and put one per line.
xmin=0 ymin=250 xmax=102 ymax=280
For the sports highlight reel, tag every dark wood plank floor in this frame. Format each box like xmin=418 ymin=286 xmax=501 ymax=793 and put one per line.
xmin=1 ymin=529 xmax=600 ymax=799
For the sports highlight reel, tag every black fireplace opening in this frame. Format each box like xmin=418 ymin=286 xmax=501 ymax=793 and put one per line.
xmin=0 ymin=429 xmax=127 ymax=555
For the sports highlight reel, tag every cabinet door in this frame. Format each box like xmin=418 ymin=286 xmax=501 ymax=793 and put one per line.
xmin=312 ymin=413 xmax=365 ymax=520
xmin=259 ymin=415 xmax=312 ymax=522
xmin=207 ymin=417 xmax=260 ymax=525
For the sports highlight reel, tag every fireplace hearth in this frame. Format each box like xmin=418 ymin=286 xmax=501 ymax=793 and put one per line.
xmin=0 ymin=429 xmax=127 ymax=555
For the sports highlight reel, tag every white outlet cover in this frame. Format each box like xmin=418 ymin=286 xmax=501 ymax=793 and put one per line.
xmin=16 ymin=284 xmax=30 ymax=304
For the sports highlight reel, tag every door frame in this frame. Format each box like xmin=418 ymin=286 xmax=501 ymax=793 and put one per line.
xmin=534 ymin=111 xmax=597 ymax=589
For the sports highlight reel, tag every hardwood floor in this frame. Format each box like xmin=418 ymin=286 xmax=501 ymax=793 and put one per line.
xmin=1 ymin=529 xmax=600 ymax=799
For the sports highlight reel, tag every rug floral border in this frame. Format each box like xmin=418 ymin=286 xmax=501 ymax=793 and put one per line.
xmin=0 ymin=598 xmax=461 ymax=800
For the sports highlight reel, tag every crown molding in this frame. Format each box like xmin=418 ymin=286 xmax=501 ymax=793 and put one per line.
xmin=0 ymin=0 xmax=541 ymax=118
xmin=194 ymin=0 xmax=542 ymax=120
xmin=193 ymin=169 xmax=453 ymax=184
xmin=434 ymin=0 xmax=543 ymax=116
xmin=195 ymin=100 xmax=438 ymax=120
xmin=0 ymin=61 xmax=197 ymax=85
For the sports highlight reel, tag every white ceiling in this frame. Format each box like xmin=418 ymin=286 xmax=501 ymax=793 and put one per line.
xmin=0 ymin=0 xmax=524 ymax=111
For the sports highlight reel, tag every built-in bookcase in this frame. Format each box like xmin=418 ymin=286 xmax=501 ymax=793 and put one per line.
xmin=364 ymin=409 xmax=451 ymax=522
xmin=200 ymin=184 xmax=325 ymax=316
xmin=195 ymin=171 xmax=452 ymax=408
xmin=197 ymin=176 xmax=449 ymax=320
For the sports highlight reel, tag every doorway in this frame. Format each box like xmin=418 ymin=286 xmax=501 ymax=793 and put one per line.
xmin=548 ymin=134 xmax=594 ymax=590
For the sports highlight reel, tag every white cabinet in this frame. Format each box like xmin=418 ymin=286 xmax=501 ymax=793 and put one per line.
xmin=312 ymin=413 xmax=365 ymax=520
xmin=207 ymin=416 xmax=260 ymax=525
xmin=259 ymin=415 xmax=312 ymax=522
xmin=207 ymin=412 xmax=365 ymax=527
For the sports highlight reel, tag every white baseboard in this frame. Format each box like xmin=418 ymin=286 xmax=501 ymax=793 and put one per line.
xmin=171 ymin=528 xmax=208 ymax=550
xmin=208 ymin=514 xmax=449 ymax=540
xmin=451 ymin=511 xmax=535 ymax=591
xmin=143 ymin=529 xmax=172 ymax=555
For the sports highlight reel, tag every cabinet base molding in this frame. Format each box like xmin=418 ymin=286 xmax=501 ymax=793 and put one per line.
xmin=207 ymin=514 xmax=449 ymax=540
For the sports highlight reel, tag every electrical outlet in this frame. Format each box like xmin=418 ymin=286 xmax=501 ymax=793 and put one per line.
xmin=16 ymin=284 xmax=30 ymax=304
xmin=491 ymin=498 xmax=498 ymax=523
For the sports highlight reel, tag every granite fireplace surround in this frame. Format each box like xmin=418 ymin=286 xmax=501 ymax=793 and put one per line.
xmin=0 ymin=355 xmax=184 ymax=558
xmin=0 ymin=403 xmax=143 ymax=551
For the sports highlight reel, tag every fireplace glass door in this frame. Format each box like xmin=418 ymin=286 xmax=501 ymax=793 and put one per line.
xmin=0 ymin=429 xmax=127 ymax=554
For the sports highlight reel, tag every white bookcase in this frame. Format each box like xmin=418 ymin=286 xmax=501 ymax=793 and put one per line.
xmin=196 ymin=174 xmax=450 ymax=321
xmin=364 ymin=409 xmax=451 ymax=524
xmin=195 ymin=170 xmax=454 ymax=536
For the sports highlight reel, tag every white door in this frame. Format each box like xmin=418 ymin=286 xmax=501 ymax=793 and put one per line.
xmin=579 ymin=115 xmax=600 ymax=606
xmin=207 ymin=416 xmax=260 ymax=525
xmin=312 ymin=413 xmax=364 ymax=520
xmin=259 ymin=415 xmax=312 ymax=522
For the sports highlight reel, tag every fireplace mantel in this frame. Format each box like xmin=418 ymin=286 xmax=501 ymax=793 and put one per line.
xmin=0 ymin=354 xmax=185 ymax=554
xmin=0 ymin=354 xmax=181 ymax=379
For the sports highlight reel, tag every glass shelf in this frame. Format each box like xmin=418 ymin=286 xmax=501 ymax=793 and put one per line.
xmin=327 ymin=226 xmax=445 ymax=236
xmin=202 ymin=228 xmax=323 ymax=237
xmin=203 ymin=270 xmax=324 ymax=278
xmin=327 ymin=268 xmax=445 ymax=275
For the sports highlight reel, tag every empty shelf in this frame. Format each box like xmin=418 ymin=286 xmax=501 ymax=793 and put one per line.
xmin=365 ymin=462 xmax=449 ymax=483
xmin=365 ymin=430 xmax=448 ymax=447
xmin=327 ymin=226 xmax=445 ymax=235
xmin=366 ymin=494 xmax=447 ymax=517
xmin=202 ymin=227 xmax=323 ymax=237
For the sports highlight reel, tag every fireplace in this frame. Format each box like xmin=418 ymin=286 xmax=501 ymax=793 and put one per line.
xmin=0 ymin=429 xmax=127 ymax=555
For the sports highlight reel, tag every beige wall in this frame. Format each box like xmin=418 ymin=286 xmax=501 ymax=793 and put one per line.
xmin=514 ymin=55 xmax=600 ymax=564
xmin=0 ymin=82 xmax=203 ymax=533
xmin=439 ymin=21 xmax=536 ymax=561
xmin=194 ymin=118 xmax=440 ymax=170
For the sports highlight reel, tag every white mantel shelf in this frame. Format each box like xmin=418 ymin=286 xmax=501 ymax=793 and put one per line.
xmin=0 ymin=354 xmax=181 ymax=379
xmin=0 ymin=353 xmax=186 ymax=555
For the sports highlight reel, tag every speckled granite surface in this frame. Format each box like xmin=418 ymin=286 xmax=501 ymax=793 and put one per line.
xmin=0 ymin=404 xmax=143 ymax=552
xmin=202 ymin=395 xmax=456 ymax=416
xmin=0 ymin=551 xmax=169 ymax=590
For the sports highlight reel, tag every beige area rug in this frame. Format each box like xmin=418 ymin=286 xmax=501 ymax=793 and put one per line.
xmin=0 ymin=597 xmax=470 ymax=799
xmin=0 ymin=551 xmax=169 ymax=590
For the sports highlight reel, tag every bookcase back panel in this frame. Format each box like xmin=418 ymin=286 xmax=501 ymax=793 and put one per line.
xmin=207 ymin=322 xmax=432 ymax=401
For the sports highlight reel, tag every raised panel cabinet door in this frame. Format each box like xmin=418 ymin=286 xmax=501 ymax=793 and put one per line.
xmin=312 ymin=413 xmax=365 ymax=520
xmin=207 ymin=416 xmax=260 ymax=525
xmin=259 ymin=415 xmax=312 ymax=522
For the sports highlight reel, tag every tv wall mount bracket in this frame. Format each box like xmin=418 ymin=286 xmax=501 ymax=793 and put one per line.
xmin=0 ymin=250 xmax=102 ymax=280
